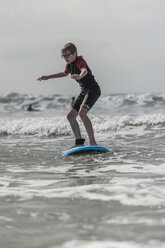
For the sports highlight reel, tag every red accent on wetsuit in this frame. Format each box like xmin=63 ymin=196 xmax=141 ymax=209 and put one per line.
xmin=64 ymin=56 xmax=87 ymax=74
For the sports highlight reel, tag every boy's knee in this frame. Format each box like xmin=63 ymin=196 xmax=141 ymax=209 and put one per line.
xmin=67 ymin=109 xmax=78 ymax=121
xmin=67 ymin=112 xmax=73 ymax=121
xmin=78 ymin=108 xmax=87 ymax=120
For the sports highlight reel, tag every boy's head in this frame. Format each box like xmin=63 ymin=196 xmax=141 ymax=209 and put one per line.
xmin=61 ymin=43 xmax=77 ymax=63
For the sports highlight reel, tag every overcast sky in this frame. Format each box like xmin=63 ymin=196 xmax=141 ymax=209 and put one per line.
xmin=1 ymin=0 xmax=165 ymax=96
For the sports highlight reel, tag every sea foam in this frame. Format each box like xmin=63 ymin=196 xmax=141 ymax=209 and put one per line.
xmin=1 ymin=113 xmax=165 ymax=136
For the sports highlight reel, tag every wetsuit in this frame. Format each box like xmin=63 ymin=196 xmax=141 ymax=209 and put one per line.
xmin=64 ymin=56 xmax=101 ymax=112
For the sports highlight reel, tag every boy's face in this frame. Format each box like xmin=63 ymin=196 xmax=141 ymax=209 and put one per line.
xmin=61 ymin=50 xmax=77 ymax=64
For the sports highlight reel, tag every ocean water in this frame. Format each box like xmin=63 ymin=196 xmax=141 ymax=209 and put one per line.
xmin=0 ymin=92 xmax=165 ymax=248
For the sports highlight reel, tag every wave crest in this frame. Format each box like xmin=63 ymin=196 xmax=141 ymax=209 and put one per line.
xmin=1 ymin=114 xmax=165 ymax=136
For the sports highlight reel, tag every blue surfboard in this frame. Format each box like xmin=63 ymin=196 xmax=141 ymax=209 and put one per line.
xmin=61 ymin=145 xmax=110 ymax=156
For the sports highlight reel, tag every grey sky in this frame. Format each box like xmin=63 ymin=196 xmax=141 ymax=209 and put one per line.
xmin=1 ymin=0 xmax=165 ymax=95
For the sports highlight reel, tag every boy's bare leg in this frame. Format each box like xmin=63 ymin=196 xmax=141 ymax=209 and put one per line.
xmin=79 ymin=108 xmax=97 ymax=146
xmin=67 ymin=108 xmax=82 ymax=140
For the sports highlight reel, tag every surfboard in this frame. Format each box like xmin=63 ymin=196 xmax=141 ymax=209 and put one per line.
xmin=61 ymin=145 xmax=110 ymax=156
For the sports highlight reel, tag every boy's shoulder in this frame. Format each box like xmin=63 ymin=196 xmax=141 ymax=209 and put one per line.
xmin=76 ymin=56 xmax=87 ymax=69
xmin=76 ymin=56 xmax=85 ymax=62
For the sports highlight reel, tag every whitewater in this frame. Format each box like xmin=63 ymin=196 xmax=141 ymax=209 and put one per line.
xmin=0 ymin=92 xmax=165 ymax=248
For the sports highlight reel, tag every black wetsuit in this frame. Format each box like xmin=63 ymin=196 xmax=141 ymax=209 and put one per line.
xmin=64 ymin=56 xmax=101 ymax=112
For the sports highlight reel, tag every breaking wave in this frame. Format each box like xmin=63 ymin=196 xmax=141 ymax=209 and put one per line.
xmin=1 ymin=92 xmax=165 ymax=113
xmin=1 ymin=113 xmax=165 ymax=136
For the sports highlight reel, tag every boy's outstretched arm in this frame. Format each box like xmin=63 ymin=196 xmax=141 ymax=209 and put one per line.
xmin=37 ymin=72 xmax=67 ymax=81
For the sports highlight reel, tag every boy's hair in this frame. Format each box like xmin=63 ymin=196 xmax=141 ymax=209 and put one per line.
xmin=61 ymin=43 xmax=77 ymax=54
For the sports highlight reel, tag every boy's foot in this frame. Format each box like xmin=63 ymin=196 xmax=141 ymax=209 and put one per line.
xmin=75 ymin=138 xmax=85 ymax=145
xmin=69 ymin=138 xmax=85 ymax=149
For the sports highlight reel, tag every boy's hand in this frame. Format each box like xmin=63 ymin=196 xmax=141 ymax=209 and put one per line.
xmin=37 ymin=76 xmax=49 ymax=81
xmin=71 ymin=74 xmax=81 ymax=80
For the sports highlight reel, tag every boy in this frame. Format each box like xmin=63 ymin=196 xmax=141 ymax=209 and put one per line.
xmin=37 ymin=43 xmax=101 ymax=147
